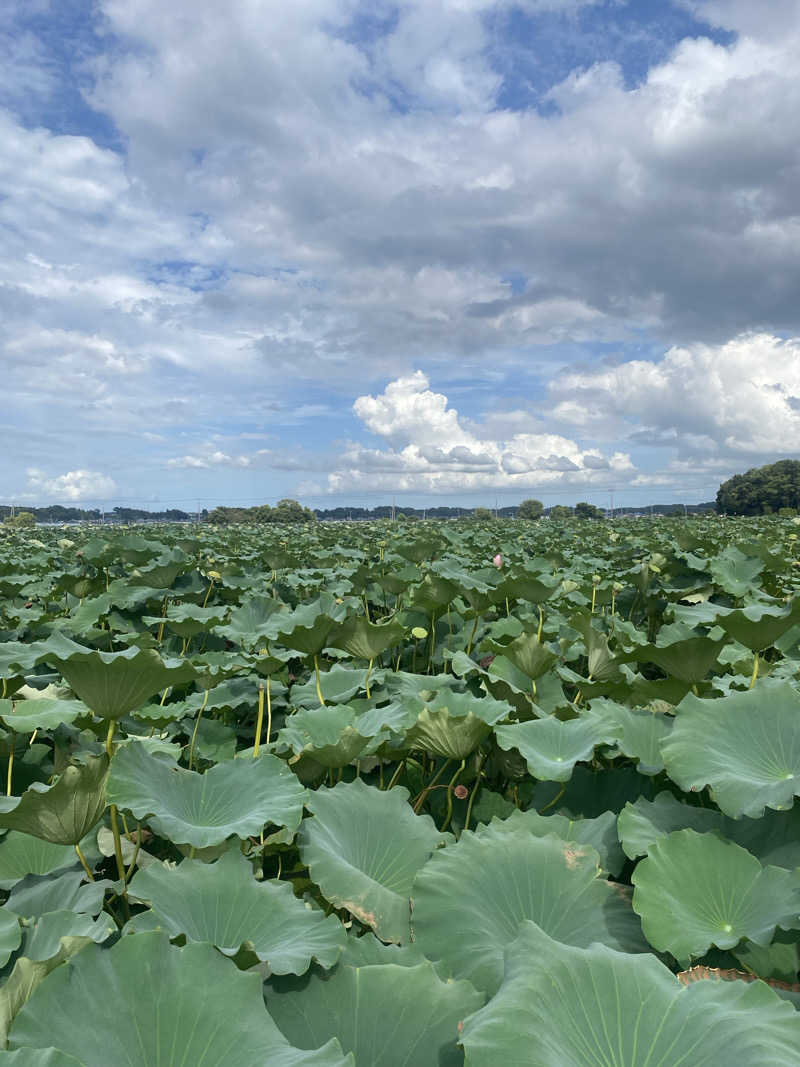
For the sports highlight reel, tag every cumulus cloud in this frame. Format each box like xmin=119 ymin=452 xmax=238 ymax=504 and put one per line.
xmin=26 ymin=468 xmax=117 ymax=502
xmin=325 ymin=371 xmax=634 ymax=493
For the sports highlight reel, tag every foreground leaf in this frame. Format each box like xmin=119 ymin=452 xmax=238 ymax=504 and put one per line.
xmin=0 ymin=757 xmax=108 ymax=845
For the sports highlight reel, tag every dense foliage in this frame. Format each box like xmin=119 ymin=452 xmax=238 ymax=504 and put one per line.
xmin=0 ymin=515 xmax=799 ymax=1063
xmin=717 ymin=459 xmax=800 ymax=516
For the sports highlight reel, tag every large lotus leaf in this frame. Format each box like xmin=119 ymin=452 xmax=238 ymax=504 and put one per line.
xmin=632 ymin=829 xmax=800 ymax=962
xmin=406 ymin=691 xmax=512 ymax=760
xmin=484 ymin=632 xmax=557 ymax=685
xmin=291 ymin=666 xmax=369 ymax=708
xmin=583 ymin=697 xmax=673 ymax=774
xmin=566 ymin=615 xmax=620 ymax=681
xmin=496 ymin=572 xmax=559 ymax=605
xmin=276 ymin=594 xmax=348 ymax=657
xmin=265 ymin=959 xmax=482 ymax=1067
xmin=50 ymin=646 xmax=196 ymax=719
xmin=298 ymin=779 xmax=448 ymax=944
xmin=0 ymin=909 xmax=22 ymax=968
xmin=328 ymin=616 xmax=405 ymax=660
xmin=718 ymin=601 xmax=800 ymax=651
xmin=494 ymin=715 xmax=621 ymax=782
xmin=411 ymin=822 xmax=645 ymax=995
xmin=129 ymin=551 xmax=186 ymax=589
xmin=493 ymin=807 xmax=625 ymax=876
xmin=8 ymin=932 xmax=351 ymax=1066
xmin=0 ymin=756 xmax=109 ymax=845
xmin=0 ymin=1050 xmax=82 ymax=1065
xmin=142 ymin=604 xmax=228 ymax=638
xmin=618 ymin=791 xmax=800 ymax=869
xmin=411 ymin=573 xmax=458 ymax=615
xmin=620 ymin=636 xmax=727 ymax=684
xmin=108 ymin=743 xmax=307 ymax=849
xmin=0 ymin=699 xmax=85 ymax=734
xmin=217 ymin=595 xmax=289 ymax=648
xmin=711 ymin=546 xmax=764 ymax=596
xmin=128 ymin=850 xmax=345 ymax=973
xmin=0 ymin=833 xmax=100 ymax=891
xmin=661 ymin=683 xmax=800 ymax=817
xmin=18 ymin=910 xmax=115 ymax=963
xmin=6 ymin=870 xmax=107 ymax=919
xmin=278 ymin=706 xmax=372 ymax=768
xmin=458 ymin=920 xmax=800 ymax=1066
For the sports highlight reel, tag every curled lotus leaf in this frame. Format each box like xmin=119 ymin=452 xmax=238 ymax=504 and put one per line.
xmin=298 ymin=779 xmax=448 ymax=944
xmin=8 ymin=932 xmax=351 ymax=1066
xmin=0 ymin=756 xmax=109 ymax=845
xmin=107 ymin=742 xmax=307 ymax=849
xmin=277 ymin=706 xmax=372 ymax=769
xmin=494 ymin=714 xmax=621 ymax=783
xmin=661 ymin=682 xmax=800 ymax=817
xmin=411 ymin=820 xmax=645 ymax=995
xmin=128 ymin=849 xmax=345 ymax=974
xmin=0 ymin=700 xmax=85 ymax=734
xmin=632 ymin=829 xmax=800 ymax=963
xmin=458 ymin=921 xmax=800 ymax=1066
xmin=583 ymin=697 xmax=673 ymax=774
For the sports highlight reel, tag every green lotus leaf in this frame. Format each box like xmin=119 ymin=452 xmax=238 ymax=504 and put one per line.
xmin=487 ymin=634 xmax=557 ymax=687
xmin=276 ymin=594 xmax=348 ymax=657
xmin=0 ymin=834 xmax=93 ymax=891
xmin=216 ymin=595 xmax=289 ymax=648
xmin=718 ymin=600 xmax=800 ymax=651
xmin=458 ymin=920 xmax=800 ymax=1066
xmin=632 ymin=829 xmax=800 ymax=962
xmin=583 ymin=697 xmax=673 ymax=774
xmin=8 ymin=932 xmax=351 ymax=1066
xmin=618 ymin=791 xmax=800 ymax=869
xmin=494 ymin=807 xmax=625 ymax=876
xmin=494 ymin=715 xmax=621 ymax=782
xmin=529 ymin=763 xmax=657 ymax=818
xmin=406 ymin=691 xmax=512 ymax=760
xmin=265 ymin=959 xmax=482 ymax=1067
xmin=298 ymin=779 xmax=448 ymax=943
xmin=0 ymin=1050 xmax=83 ymax=1065
xmin=734 ymin=940 xmax=800 ymax=984
xmin=0 ymin=756 xmax=109 ymax=845
xmin=410 ymin=573 xmax=458 ymax=615
xmin=6 ymin=869 xmax=107 ymax=919
xmin=291 ymin=666 xmax=369 ymax=708
xmin=328 ymin=616 xmax=405 ymax=660
xmin=142 ymin=604 xmax=228 ymax=638
xmin=566 ymin=615 xmax=620 ymax=681
xmin=620 ymin=636 xmax=727 ymax=683
xmin=129 ymin=551 xmax=186 ymax=589
xmin=0 ymin=699 xmax=85 ymax=734
xmin=711 ymin=546 xmax=764 ymax=596
xmin=18 ymin=910 xmax=115 ymax=963
xmin=50 ymin=646 xmax=196 ymax=719
xmin=0 ymin=909 xmax=22 ymax=968
xmin=411 ymin=821 xmax=645 ymax=995
xmin=661 ymin=682 xmax=800 ymax=817
xmin=277 ymin=706 xmax=372 ymax=768
xmin=496 ymin=572 xmax=559 ymax=605
xmin=128 ymin=850 xmax=345 ymax=973
xmin=108 ymin=743 xmax=307 ymax=849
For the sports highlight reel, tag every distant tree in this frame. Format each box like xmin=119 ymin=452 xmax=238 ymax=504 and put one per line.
xmin=574 ymin=501 xmax=603 ymax=519
xmin=271 ymin=498 xmax=316 ymax=523
xmin=473 ymin=507 xmax=493 ymax=520
xmin=717 ymin=460 xmax=800 ymax=515
xmin=548 ymin=505 xmax=573 ymax=520
xmin=3 ymin=511 xmax=35 ymax=528
xmin=518 ymin=498 xmax=544 ymax=520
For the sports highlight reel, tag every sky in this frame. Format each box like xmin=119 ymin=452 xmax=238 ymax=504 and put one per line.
xmin=3 ymin=0 xmax=800 ymax=513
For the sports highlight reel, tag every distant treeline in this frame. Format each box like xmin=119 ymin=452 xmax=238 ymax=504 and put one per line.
xmin=0 ymin=505 xmax=201 ymax=524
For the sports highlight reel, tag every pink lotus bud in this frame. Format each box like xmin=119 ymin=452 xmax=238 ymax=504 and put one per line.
xmin=493 ymin=553 xmax=503 ymax=568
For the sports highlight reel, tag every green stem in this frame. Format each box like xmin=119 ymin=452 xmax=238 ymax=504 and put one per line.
xmin=413 ymin=759 xmax=452 ymax=813
xmin=202 ymin=578 xmax=214 ymax=608
xmin=537 ymin=606 xmax=544 ymax=642
xmin=109 ymin=805 xmax=128 ymax=897
xmin=385 ymin=760 xmax=406 ymax=791
xmin=441 ymin=759 xmax=466 ymax=832
xmin=466 ymin=616 xmax=479 ymax=656
xmin=749 ymin=651 xmax=759 ymax=689
xmin=6 ymin=731 xmax=13 ymax=796
xmin=188 ymin=690 xmax=209 ymax=771
xmin=314 ymin=655 xmax=326 ymax=706
xmin=364 ymin=658 xmax=374 ymax=699
xmin=462 ymin=755 xmax=486 ymax=838
xmin=74 ymin=843 xmax=95 ymax=881
xmin=254 ymin=682 xmax=265 ymax=758
xmin=540 ymin=784 xmax=566 ymax=813
xmin=427 ymin=617 xmax=437 ymax=674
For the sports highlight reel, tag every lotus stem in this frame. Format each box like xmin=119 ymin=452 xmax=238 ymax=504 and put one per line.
xmin=156 ymin=596 xmax=168 ymax=644
xmin=314 ymin=655 xmax=326 ymax=706
xmin=202 ymin=577 xmax=214 ymax=608
xmin=6 ymin=730 xmax=14 ymax=796
xmin=109 ymin=805 xmax=128 ymax=894
xmin=427 ymin=617 xmax=436 ymax=674
xmin=539 ymin=784 xmax=566 ymax=813
xmin=124 ymin=825 xmax=142 ymax=881
xmin=413 ymin=759 xmax=452 ymax=813
xmin=188 ymin=689 xmax=209 ymax=771
xmin=365 ymin=658 xmax=374 ymax=699
xmin=74 ymin=843 xmax=95 ymax=881
xmin=537 ymin=606 xmax=544 ymax=642
xmin=254 ymin=680 xmax=268 ymax=758
xmin=466 ymin=616 xmax=479 ymax=656
xmin=386 ymin=760 xmax=406 ymax=791
xmin=749 ymin=651 xmax=759 ymax=689
xmin=462 ymin=754 xmax=486 ymax=838
xmin=441 ymin=759 xmax=466 ymax=832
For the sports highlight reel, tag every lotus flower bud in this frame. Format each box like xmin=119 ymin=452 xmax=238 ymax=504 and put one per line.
xmin=493 ymin=554 xmax=503 ymax=568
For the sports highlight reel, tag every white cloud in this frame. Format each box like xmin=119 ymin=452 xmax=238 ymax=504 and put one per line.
xmin=26 ymin=468 xmax=117 ymax=502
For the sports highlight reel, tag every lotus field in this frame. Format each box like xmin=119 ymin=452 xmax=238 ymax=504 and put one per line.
xmin=1 ymin=515 xmax=800 ymax=1063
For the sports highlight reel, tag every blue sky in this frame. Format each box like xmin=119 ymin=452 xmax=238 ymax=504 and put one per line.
xmin=3 ymin=0 xmax=800 ymax=512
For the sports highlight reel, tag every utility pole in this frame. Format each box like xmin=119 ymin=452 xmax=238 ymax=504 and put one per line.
xmin=391 ymin=495 xmax=396 ymax=521
xmin=609 ymin=489 xmax=614 ymax=519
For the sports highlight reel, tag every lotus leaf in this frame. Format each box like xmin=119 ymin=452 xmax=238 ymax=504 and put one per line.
xmin=411 ymin=821 xmax=645 ymax=995
xmin=107 ymin=742 xmax=307 ymax=848
xmin=0 ymin=700 xmax=85 ymax=734
xmin=458 ymin=921 xmax=800 ymax=1066
xmin=298 ymin=779 xmax=448 ymax=943
xmin=494 ymin=714 xmax=621 ymax=782
xmin=0 ymin=757 xmax=109 ymax=845
xmin=128 ymin=849 xmax=345 ymax=973
xmin=8 ymin=932 xmax=351 ymax=1066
